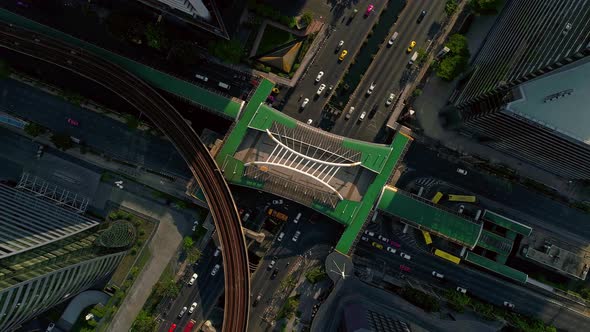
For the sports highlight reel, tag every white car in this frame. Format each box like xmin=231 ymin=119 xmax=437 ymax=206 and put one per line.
xmin=211 ymin=264 xmax=220 ymax=276
xmin=361 ymin=236 xmax=369 ymax=242
xmin=359 ymin=111 xmax=367 ymax=121
xmin=292 ymin=230 xmax=301 ymax=242
xmin=188 ymin=302 xmax=198 ymax=313
xmin=400 ymin=252 xmax=411 ymax=260
xmin=345 ymin=106 xmax=355 ymax=120
xmin=272 ymin=199 xmax=284 ymax=205
xmin=307 ymin=119 xmax=313 ymax=125
xmin=364 ymin=230 xmax=375 ymax=237
xmin=432 ymin=271 xmax=444 ymax=279
xmin=387 ymin=32 xmax=399 ymax=46
xmin=213 ymin=248 xmax=221 ymax=257
xmin=458 ymin=205 xmax=465 ymax=214
xmin=301 ymin=98 xmax=309 ymax=109
xmin=456 ymin=287 xmax=467 ymax=294
xmin=188 ymin=273 xmax=198 ymax=286
xmin=46 ymin=323 xmax=55 ymax=332
xmin=366 ymin=82 xmax=376 ymax=95
xmin=277 ymin=232 xmax=285 ymax=241
xmin=386 ymin=93 xmax=395 ymax=106
xmin=315 ymin=71 xmax=324 ymax=82
xmin=504 ymin=301 xmax=515 ymax=309
xmin=268 ymin=260 xmax=276 ymax=270
xmin=337 ymin=40 xmax=344 ymax=50
xmin=178 ymin=306 xmax=187 ymax=318
xmin=378 ymin=235 xmax=390 ymax=242
xmin=456 ymin=168 xmax=467 ymax=175
xmin=386 ymin=246 xmax=397 ymax=254
xmin=317 ymin=84 xmax=326 ymax=95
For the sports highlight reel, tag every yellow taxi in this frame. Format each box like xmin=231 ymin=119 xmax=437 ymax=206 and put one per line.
xmin=339 ymin=49 xmax=348 ymax=61
xmin=407 ymin=40 xmax=416 ymax=53
xmin=372 ymin=241 xmax=384 ymax=250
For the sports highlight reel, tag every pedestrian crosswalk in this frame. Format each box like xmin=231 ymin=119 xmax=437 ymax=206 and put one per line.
xmin=415 ymin=177 xmax=442 ymax=190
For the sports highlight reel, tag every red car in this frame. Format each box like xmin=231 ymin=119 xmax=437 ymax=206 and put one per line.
xmin=389 ymin=240 xmax=401 ymax=248
xmin=183 ymin=320 xmax=196 ymax=332
xmin=365 ymin=4 xmax=374 ymax=16
xmin=67 ymin=118 xmax=79 ymax=126
xmin=168 ymin=323 xmax=177 ymax=332
xmin=400 ymin=265 xmax=411 ymax=272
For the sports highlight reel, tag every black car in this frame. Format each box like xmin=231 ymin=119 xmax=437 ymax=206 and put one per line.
xmin=417 ymin=10 xmax=427 ymax=23
xmin=271 ymin=268 xmax=279 ymax=279
xmin=369 ymin=104 xmax=378 ymax=118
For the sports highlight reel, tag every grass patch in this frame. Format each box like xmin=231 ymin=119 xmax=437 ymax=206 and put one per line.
xmin=277 ymin=294 xmax=300 ymax=319
xmin=258 ymin=25 xmax=295 ymax=55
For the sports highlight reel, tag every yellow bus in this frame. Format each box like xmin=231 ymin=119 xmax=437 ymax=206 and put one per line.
xmin=421 ymin=230 xmax=433 ymax=245
xmin=448 ymin=194 xmax=476 ymax=203
xmin=431 ymin=192 xmax=444 ymax=204
xmin=434 ymin=249 xmax=461 ymax=264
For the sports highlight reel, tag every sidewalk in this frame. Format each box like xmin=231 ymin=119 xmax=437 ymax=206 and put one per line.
xmin=411 ymin=11 xmax=585 ymax=202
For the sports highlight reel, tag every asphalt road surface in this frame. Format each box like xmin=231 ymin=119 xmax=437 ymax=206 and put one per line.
xmin=399 ymin=142 xmax=590 ymax=241
xmin=157 ymin=243 xmax=224 ymax=332
xmin=248 ymin=212 xmax=343 ymax=332
xmin=332 ymin=0 xmax=446 ymax=142
xmin=282 ymin=0 xmax=388 ymax=124
xmin=354 ymin=228 xmax=590 ymax=332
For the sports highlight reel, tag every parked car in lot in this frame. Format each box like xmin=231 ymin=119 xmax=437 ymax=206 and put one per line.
xmin=188 ymin=302 xmax=198 ymax=314
xmin=188 ymin=273 xmax=198 ymax=286
xmin=458 ymin=205 xmax=465 ymax=214
xmin=456 ymin=168 xmax=468 ymax=175
xmin=315 ymin=71 xmax=324 ymax=82
xmin=339 ymin=50 xmax=348 ymax=61
xmin=361 ymin=236 xmax=369 ymax=242
xmin=386 ymin=246 xmax=397 ymax=254
xmin=456 ymin=287 xmax=467 ymax=294
xmin=504 ymin=301 xmax=515 ymax=309
xmin=272 ymin=199 xmax=284 ymax=205
xmin=432 ymin=271 xmax=445 ymax=279
xmin=371 ymin=241 xmax=383 ymax=250
xmin=292 ymin=230 xmax=301 ymax=242
xmin=378 ymin=235 xmax=390 ymax=242
xmin=389 ymin=240 xmax=401 ymax=248
xmin=211 ymin=264 xmax=220 ymax=276
xmin=293 ymin=212 xmax=302 ymax=224
xmin=178 ymin=306 xmax=188 ymax=318
xmin=277 ymin=232 xmax=285 ymax=241
xmin=46 ymin=323 xmax=55 ymax=332
xmin=400 ymin=252 xmax=411 ymax=260
xmin=400 ymin=265 xmax=411 ymax=272
xmin=364 ymin=230 xmax=375 ymax=237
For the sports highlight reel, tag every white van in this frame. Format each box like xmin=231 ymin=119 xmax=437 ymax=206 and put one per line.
xmin=293 ymin=212 xmax=302 ymax=224
xmin=409 ymin=51 xmax=419 ymax=65
xmin=359 ymin=111 xmax=367 ymax=121
xmin=188 ymin=273 xmax=198 ymax=286
xmin=195 ymin=74 xmax=209 ymax=82
xmin=218 ymin=82 xmax=231 ymax=90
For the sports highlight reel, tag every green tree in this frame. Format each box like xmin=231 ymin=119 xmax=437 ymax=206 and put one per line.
xmin=301 ymin=12 xmax=313 ymax=26
xmin=280 ymin=275 xmax=297 ymax=291
xmin=145 ymin=24 xmax=168 ymax=50
xmin=133 ymin=310 xmax=156 ymax=332
xmin=305 ymin=267 xmax=327 ymax=284
xmin=209 ymin=39 xmax=245 ymax=64
xmin=24 ymin=123 xmax=46 ymax=137
xmin=437 ymin=54 xmax=468 ymax=81
xmin=445 ymin=0 xmax=459 ymax=16
xmin=182 ymin=236 xmax=194 ymax=251
xmin=416 ymin=47 xmax=427 ymax=64
xmin=469 ymin=0 xmax=502 ymax=14
xmin=445 ymin=34 xmax=469 ymax=56
xmin=187 ymin=247 xmax=202 ymax=264
xmin=445 ymin=290 xmax=471 ymax=313
xmin=50 ymin=133 xmax=73 ymax=151
xmin=157 ymin=278 xmax=180 ymax=298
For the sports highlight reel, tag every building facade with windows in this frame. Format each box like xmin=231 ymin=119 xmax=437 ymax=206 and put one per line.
xmin=448 ymin=0 xmax=590 ymax=179
xmin=0 ymin=184 xmax=132 ymax=331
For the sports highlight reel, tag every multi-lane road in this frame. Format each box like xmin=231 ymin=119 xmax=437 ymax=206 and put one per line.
xmin=0 ymin=22 xmax=250 ymax=332
xmin=332 ymin=0 xmax=446 ymax=141
xmin=282 ymin=0 xmax=388 ymax=123
xmin=355 ymin=227 xmax=590 ymax=332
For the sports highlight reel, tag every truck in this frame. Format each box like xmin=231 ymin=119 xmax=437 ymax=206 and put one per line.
xmin=267 ymin=208 xmax=288 ymax=222
xmin=408 ymin=51 xmax=419 ymax=65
